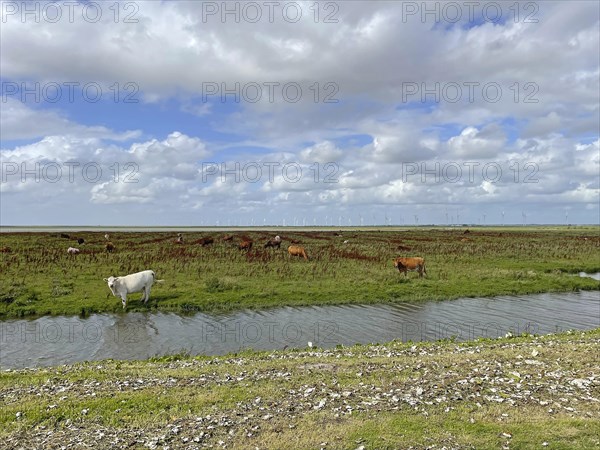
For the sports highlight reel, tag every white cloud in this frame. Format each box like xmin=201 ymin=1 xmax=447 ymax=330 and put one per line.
xmin=447 ymin=124 xmax=506 ymax=158
xmin=300 ymin=141 xmax=343 ymax=163
xmin=0 ymin=99 xmax=141 ymax=141
xmin=1 ymin=1 xmax=598 ymax=225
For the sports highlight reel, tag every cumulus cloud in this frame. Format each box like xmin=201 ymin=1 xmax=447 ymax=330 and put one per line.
xmin=447 ymin=124 xmax=506 ymax=158
xmin=0 ymin=99 xmax=141 ymax=141
xmin=1 ymin=1 xmax=598 ymax=225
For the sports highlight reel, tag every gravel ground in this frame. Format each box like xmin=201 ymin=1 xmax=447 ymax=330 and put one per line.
xmin=2 ymin=331 xmax=599 ymax=449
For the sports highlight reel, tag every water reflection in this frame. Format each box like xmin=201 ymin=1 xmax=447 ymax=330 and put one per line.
xmin=1 ymin=288 xmax=598 ymax=369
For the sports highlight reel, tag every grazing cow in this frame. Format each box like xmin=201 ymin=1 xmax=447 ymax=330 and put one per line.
xmin=393 ymin=257 xmax=427 ymax=278
xmin=77 ymin=238 xmax=85 ymax=245
xmin=67 ymin=247 xmax=80 ymax=255
xmin=288 ymin=245 xmax=309 ymax=260
xmin=198 ymin=237 xmax=214 ymax=247
xmin=264 ymin=235 xmax=282 ymax=249
xmin=0 ymin=246 xmax=11 ymax=253
xmin=60 ymin=233 xmax=70 ymax=239
xmin=239 ymin=240 xmax=253 ymax=251
xmin=104 ymin=233 xmax=110 ymax=241
xmin=105 ymin=242 xmax=115 ymax=253
xmin=176 ymin=233 xmax=184 ymax=244
xmin=223 ymin=234 xmax=234 ymax=242
xmin=104 ymin=270 xmax=163 ymax=309
xmin=463 ymin=229 xmax=471 ymax=234
xmin=343 ymin=240 xmax=349 ymax=244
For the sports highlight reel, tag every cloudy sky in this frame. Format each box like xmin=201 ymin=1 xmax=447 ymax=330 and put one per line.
xmin=1 ymin=0 xmax=598 ymax=226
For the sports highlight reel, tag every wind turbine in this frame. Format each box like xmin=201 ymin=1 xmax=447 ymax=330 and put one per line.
xmin=501 ymin=210 xmax=505 ymax=226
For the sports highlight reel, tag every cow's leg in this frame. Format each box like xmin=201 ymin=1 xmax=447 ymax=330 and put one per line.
xmin=144 ymin=285 xmax=151 ymax=303
xmin=418 ymin=265 xmax=423 ymax=278
xmin=140 ymin=286 xmax=147 ymax=302
xmin=121 ymin=294 xmax=127 ymax=309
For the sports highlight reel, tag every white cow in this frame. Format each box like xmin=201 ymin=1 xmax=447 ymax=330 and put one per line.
xmin=67 ymin=247 xmax=80 ymax=254
xmin=104 ymin=270 xmax=163 ymax=309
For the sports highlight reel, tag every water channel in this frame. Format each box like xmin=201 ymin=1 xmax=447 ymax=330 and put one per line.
xmin=2 ymin=275 xmax=598 ymax=369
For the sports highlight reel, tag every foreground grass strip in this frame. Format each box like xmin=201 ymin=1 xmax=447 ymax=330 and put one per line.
xmin=1 ymin=329 xmax=599 ymax=449
xmin=1 ymin=227 xmax=599 ymax=318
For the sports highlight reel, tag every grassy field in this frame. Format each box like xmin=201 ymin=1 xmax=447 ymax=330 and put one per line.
xmin=0 ymin=227 xmax=599 ymax=318
xmin=1 ymin=329 xmax=599 ymax=449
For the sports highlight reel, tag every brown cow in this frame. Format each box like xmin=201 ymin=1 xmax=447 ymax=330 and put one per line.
xmin=222 ymin=235 xmax=234 ymax=242
xmin=264 ymin=235 xmax=282 ymax=249
xmin=393 ymin=257 xmax=426 ymax=278
xmin=288 ymin=245 xmax=308 ymax=260
xmin=105 ymin=242 xmax=116 ymax=253
xmin=239 ymin=240 xmax=253 ymax=251
xmin=197 ymin=237 xmax=214 ymax=247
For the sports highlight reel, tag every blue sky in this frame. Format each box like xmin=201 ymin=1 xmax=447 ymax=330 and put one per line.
xmin=0 ymin=0 xmax=598 ymax=226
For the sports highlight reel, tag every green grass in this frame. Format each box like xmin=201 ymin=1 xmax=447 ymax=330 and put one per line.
xmin=1 ymin=329 xmax=599 ymax=449
xmin=0 ymin=226 xmax=598 ymax=318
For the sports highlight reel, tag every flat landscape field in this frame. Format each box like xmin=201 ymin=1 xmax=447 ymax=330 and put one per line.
xmin=0 ymin=227 xmax=598 ymax=318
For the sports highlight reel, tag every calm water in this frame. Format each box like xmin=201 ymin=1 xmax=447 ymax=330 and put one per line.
xmin=1 ymin=282 xmax=598 ymax=369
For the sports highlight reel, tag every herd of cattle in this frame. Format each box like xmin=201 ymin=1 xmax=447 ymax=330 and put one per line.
xmin=55 ymin=232 xmax=427 ymax=309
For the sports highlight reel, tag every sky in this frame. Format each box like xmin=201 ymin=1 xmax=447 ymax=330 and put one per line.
xmin=0 ymin=0 xmax=598 ymax=226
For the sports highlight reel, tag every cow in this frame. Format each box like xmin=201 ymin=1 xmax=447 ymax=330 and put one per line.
xmin=288 ymin=245 xmax=308 ymax=260
xmin=239 ymin=240 xmax=253 ymax=251
xmin=222 ymin=235 xmax=234 ymax=242
xmin=67 ymin=247 xmax=80 ymax=255
xmin=104 ymin=233 xmax=110 ymax=241
xmin=104 ymin=270 xmax=163 ymax=309
xmin=60 ymin=233 xmax=70 ymax=239
xmin=105 ymin=242 xmax=115 ymax=253
xmin=197 ymin=237 xmax=214 ymax=247
xmin=0 ymin=246 xmax=11 ymax=253
xmin=77 ymin=238 xmax=85 ymax=245
xmin=176 ymin=233 xmax=184 ymax=244
xmin=393 ymin=257 xmax=427 ymax=278
xmin=264 ymin=235 xmax=282 ymax=249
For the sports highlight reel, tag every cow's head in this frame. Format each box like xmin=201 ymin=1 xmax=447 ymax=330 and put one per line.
xmin=103 ymin=276 xmax=119 ymax=296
